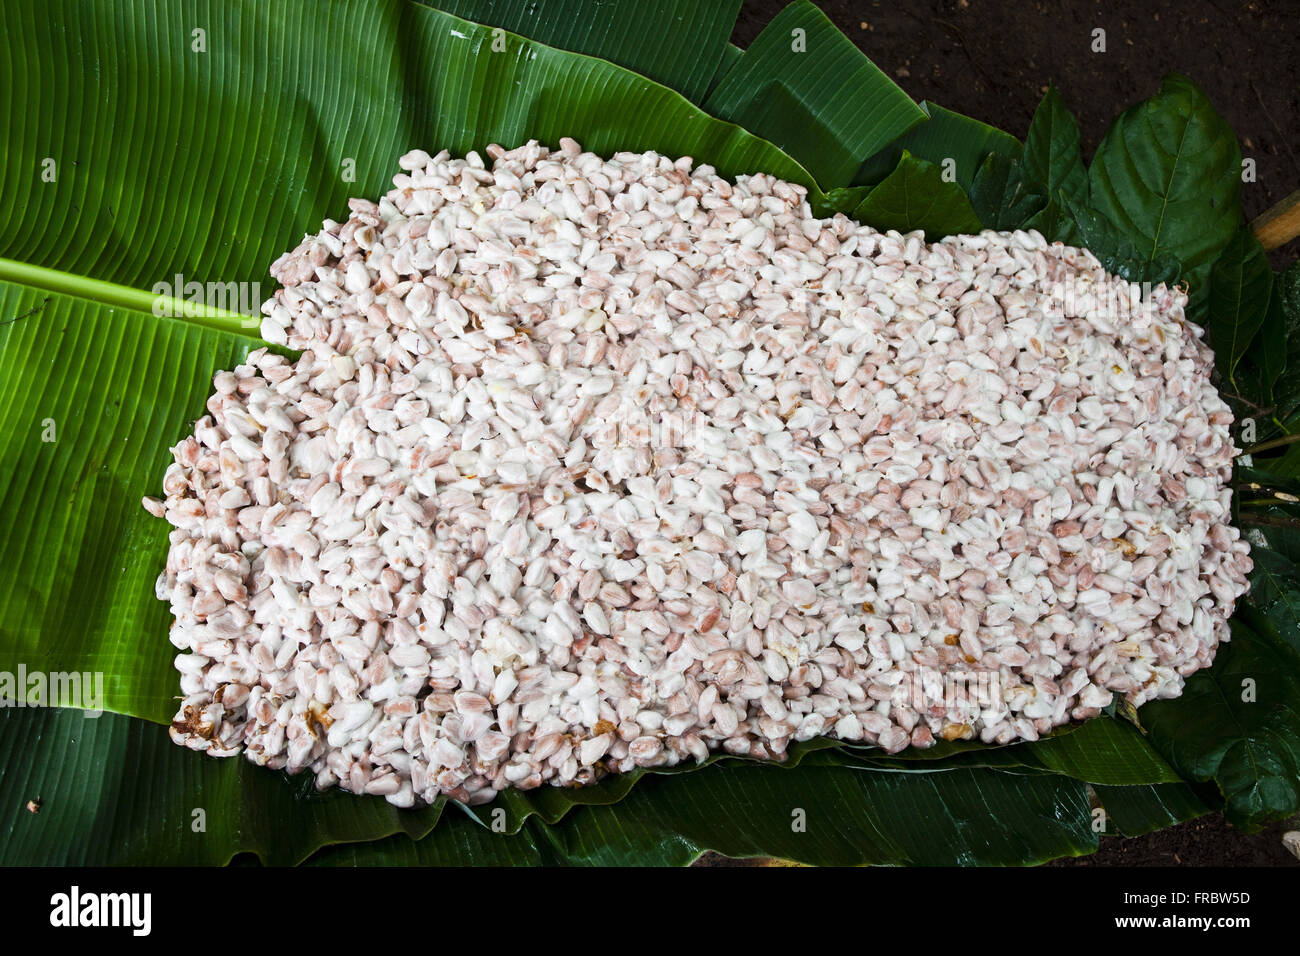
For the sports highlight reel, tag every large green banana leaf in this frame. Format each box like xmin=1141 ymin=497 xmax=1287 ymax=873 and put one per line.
xmin=4 ymin=704 xmax=1180 ymax=865
xmin=1 ymin=0 xmax=1298 ymax=865
xmin=0 ymin=0 xmax=817 ymax=298
xmin=306 ymin=764 xmax=1102 ymax=866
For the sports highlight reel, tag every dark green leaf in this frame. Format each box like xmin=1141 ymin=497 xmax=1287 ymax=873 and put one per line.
xmin=1248 ymin=550 xmax=1300 ymax=654
xmin=811 ymin=185 xmax=872 ymax=218
xmin=1021 ymin=84 xmax=1089 ymax=212
xmin=1140 ymin=619 xmax=1300 ymax=829
xmin=1265 ymin=262 xmax=1300 ymax=418
xmin=1087 ymin=73 xmax=1242 ymax=318
xmin=702 ymin=0 xmax=926 ymax=188
xmin=1094 ymin=783 xmax=1218 ymax=837
xmin=2 ymin=701 xmax=1105 ymax=866
xmin=457 ymin=737 xmax=847 ymax=835
xmin=1026 ymin=717 xmax=1182 ymax=785
xmin=708 ymin=42 xmax=745 ymax=98
xmin=854 ymin=101 xmax=1023 ymax=192
xmin=968 ymin=151 xmax=1047 ymax=231
xmin=852 ymin=151 xmax=984 ymax=239
xmin=309 ymin=763 xmax=1099 ymax=866
xmin=1206 ymin=227 xmax=1273 ymax=382
xmin=0 ymin=706 xmax=444 ymax=865
xmin=1243 ymin=276 xmax=1288 ymax=400
xmin=416 ymin=0 xmax=743 ymax=104
xmin=842 ymin=716 xmax=1180 ymax=787
xmin=1062 ymin=193 xmax=1181 ymax=286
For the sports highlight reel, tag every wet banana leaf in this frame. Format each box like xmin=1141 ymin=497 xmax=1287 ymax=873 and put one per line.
xmin=1094 ymin=783 xmax=1219 ymax=838
xmin=303 ymin=763 xmax=1098 ymax=866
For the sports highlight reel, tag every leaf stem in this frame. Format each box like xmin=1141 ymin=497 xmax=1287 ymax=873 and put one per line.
xmin=1221 ymin=390 xmax=1273 ymax=416
xmin=1244 ymin=432 xmax=1300 ymax=455
xmin=0 ymin=258 xmax=260 ymax=335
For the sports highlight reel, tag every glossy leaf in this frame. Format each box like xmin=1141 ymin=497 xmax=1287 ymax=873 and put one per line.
xmin=0 ymin=283 xmax=266 ymax=720
xmin=1262 ymin=262 xmax=1300 ymax=418
xmin=0 ymin=0 xmax=820 ymax=299
xmin=1206 ymin=227 xmax=1274 ymax=383
xmin=416 ymin=0 xmax=743 ymax=104
xmin=308 ymin=763 xmax=1098 ymax=866
xmin=969 ymin=151 xmax=1046 ymax=231
xmin=1062 ymin=193 xmax=1181 ymax=287
xmin=702 ymin=0 xmax=925 ymax=188
xmin=1249 ymin=549 xmax=1300 ymax=654
xmin=1021 ymin=84 xmax=1089 ymax=214
xmin=1140 ymin=619 xmax=1300 ymax=830
xmin=1027 ymin=716 xmax=1182 ymax=785
xmin=1094 ymin=783 xmax=1218 ymax=837
xmin=1087 ymin=73 xmax=1242 ymax=318
xmin=854 ymin=101 xmax=1022 ymax=192
xmin=0 ymin=706 xmax=444 ymax=866
xmin=852 ymin=151 xmax=984 ymax=239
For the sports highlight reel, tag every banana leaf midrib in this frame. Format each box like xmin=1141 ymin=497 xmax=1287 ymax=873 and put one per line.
xmin=0 ymin=257 xmax=261 ymax=334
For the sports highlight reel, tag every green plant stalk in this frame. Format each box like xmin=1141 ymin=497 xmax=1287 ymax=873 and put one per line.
xmin=1245 ymin=432 xmax=1300 ymax=455
xmin=0 ymin=258 xmax=259 ymax=333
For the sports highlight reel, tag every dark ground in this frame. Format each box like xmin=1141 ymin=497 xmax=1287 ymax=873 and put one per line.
xmin=694 ymin=0 xmax=1300 ymax=868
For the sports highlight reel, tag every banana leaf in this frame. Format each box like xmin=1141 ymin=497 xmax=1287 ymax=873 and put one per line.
xmin=0 ymin=283 xmax=262 ymax=718
xmin=305 ymin=764 xmax=1100 ymax=866
xmin=853 ymin=101 xmax=1023 ymax=192
xmin=414 ymin=0 xmax=743 ymax=105
xmin=2 ymin=0 xmax=1298 ymax=866
xmin=0 ymin=0 xmax=821 ymax=299
xmin=701 ymin=0 xmax=926 ymax=188
xmin=0 ymin=704 xmax=1103 ymax=866
xmin=0 ymin=692 xmax=1207 ymax=865
xmin=1092 ymin=783 xmax=1219 ymax=838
